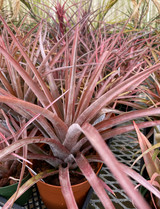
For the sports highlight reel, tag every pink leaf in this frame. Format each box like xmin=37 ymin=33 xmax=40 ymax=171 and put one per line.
xmin=98 ymin=178 xmax=116 ymax=196
xmin=79 ymin=123 xmax=150 ymax=209
xmin=121 ymin=164 xmax=160 ymax=199
xmin=76 ymin=63 xmax=160 ymax=125
xmin=2 ymin=170 xmax=58 ymax=209
xmin=133 ymin=121 xmax=159 ymax=179
xmin=75 ymin=153 xmax=115 ymax=209
xmin=59 ymin=164 xmax=78 ymax=209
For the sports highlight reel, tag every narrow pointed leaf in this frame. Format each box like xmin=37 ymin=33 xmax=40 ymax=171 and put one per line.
xmin=79 ymin=123 xmax=150 ymax=209
xmin=121 ymin=164 xmax=160 ymax=199
xmin=0 ymin=96 xmax=68 ymax=140
xmin=133 ymin=121 xmax=160 ymax=180
xmin=2 ymin=170 xmax=58 ymax=209
xmin=75 ymin=153 xmax=115 ymax=209
xmin=65 ymin=26 xmax=79 ymax=125
xmin=59 ymin=165 xmax=78 ymax=209
xmin=0 ymin=137 xmax=70 ymax=161
xmin=76 ymin=63 xmax=160 ymax=125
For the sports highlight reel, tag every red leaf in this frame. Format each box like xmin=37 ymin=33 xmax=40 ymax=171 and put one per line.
xmin=59 ymin=165 xmax=78 ymax=209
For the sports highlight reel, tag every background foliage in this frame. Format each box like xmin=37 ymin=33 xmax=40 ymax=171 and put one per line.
xmin=0 ymin=0 xmax=160 ymax=28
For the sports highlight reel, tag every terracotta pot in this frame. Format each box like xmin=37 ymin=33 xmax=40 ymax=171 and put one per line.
xmin=29 ymin=162 xmax=102 ymax=209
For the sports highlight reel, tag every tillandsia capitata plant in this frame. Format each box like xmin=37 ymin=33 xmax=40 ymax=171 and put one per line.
xmin=1 ymin=2 xmax=160 ymax=209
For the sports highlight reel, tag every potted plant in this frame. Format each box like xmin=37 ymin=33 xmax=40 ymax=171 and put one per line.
xmin=0 ymin=4 xmax=160 ymax=209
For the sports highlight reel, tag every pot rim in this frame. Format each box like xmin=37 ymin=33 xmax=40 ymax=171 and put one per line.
xmin=29 ymin=162 xmax=103 ymax=189
xmin=0 ymin=173 xmax=30 ymax=190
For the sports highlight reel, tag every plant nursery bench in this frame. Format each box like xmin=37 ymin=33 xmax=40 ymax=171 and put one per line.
xmin=0 ymin=132 xmax=140 ymax=209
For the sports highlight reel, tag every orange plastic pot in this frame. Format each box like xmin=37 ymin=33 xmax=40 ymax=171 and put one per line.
xmin=29 ymin=162 xmax=102 ymax=209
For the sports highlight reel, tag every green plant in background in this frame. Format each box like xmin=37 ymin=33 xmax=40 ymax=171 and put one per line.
xmin=0 ymin=0 xmax=37 ymax=22
xmin=0 ymin=0 xmax=160 ymax=29
xmin=91 ymin=0 xmax=118 ymax=28
xmin=0 ymin=1 xmax=160 ymax=209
